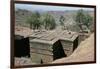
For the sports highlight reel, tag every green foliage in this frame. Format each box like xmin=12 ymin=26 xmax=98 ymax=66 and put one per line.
xmin=26 ymin=12 xmax=56 ymax=30
xmin=26 ymin=12 xmax=41 ymax=29
xmin=75 ymin=9 xmax=85 ymax=24
xmin=59 ymin=15 xmax=66 ymax=30
xmin=83 ymin=14 xmax=93 ymax=28
xmin=59 ymin=15 xmax=65 ymax=26
xmin=43 ymin=13 xmax=56 ymax=30
xmin=75 ymin=9 xmax=93 ymax=31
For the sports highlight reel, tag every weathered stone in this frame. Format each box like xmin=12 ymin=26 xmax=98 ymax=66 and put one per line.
xmin=15 ymin=26 xmax=79 ymax=64
xmin=29 ymin=30 xmax=79 ymax=63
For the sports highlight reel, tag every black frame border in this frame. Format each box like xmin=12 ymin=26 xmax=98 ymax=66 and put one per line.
xmin=10 ymin=0 xmax=96 ymax=68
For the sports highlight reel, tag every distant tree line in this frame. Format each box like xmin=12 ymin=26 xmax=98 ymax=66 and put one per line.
xmin=26 ymin=12 xmax=56 ymax=30
xmin=26 ymin=9 xmax=93 ymax=32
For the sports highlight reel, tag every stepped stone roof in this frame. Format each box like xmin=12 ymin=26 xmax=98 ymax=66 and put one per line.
xmin=15 ymin=26 xmax=78 ymax=44
xmin=30 ymin=30 xmax=78 ymax=44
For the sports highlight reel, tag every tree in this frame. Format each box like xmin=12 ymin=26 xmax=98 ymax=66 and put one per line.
xmin=59 ymin=15 xmax=66 ymax=30
xmin=83 ymin=14 xmax=93 ymax=29
xmin=26 ymin=12 xmax=41 ymax=30
xmin=75 ymin=9 xmax=93 ymax=32
xmin=75 ymin=9 xmax=85 ymax=31
xmin=43 ymin=13 xmax=56 ymax=30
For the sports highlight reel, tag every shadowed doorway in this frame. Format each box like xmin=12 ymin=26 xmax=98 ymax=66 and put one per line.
xmin=14 ymin=35 xmax=30 ymax=57
xmin=52 ymin=40 xmax=66 ymax=60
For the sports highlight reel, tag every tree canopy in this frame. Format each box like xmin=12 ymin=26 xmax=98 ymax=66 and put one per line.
xmin=43 ymin=13 xmax=56 ymax=30
xmin=26 ymin=12 xmax=56 ymax=30
xmin=75 ymin=9 xmax=93 ymax=32
xmin=59 ymin=15 xmax=66 ymax=30
xmin=26 ymin=12 xmax=41 ymax=29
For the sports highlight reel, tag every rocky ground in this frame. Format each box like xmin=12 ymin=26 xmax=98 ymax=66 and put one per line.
xmin=15 ymin=57 xmax=37 ymax=66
